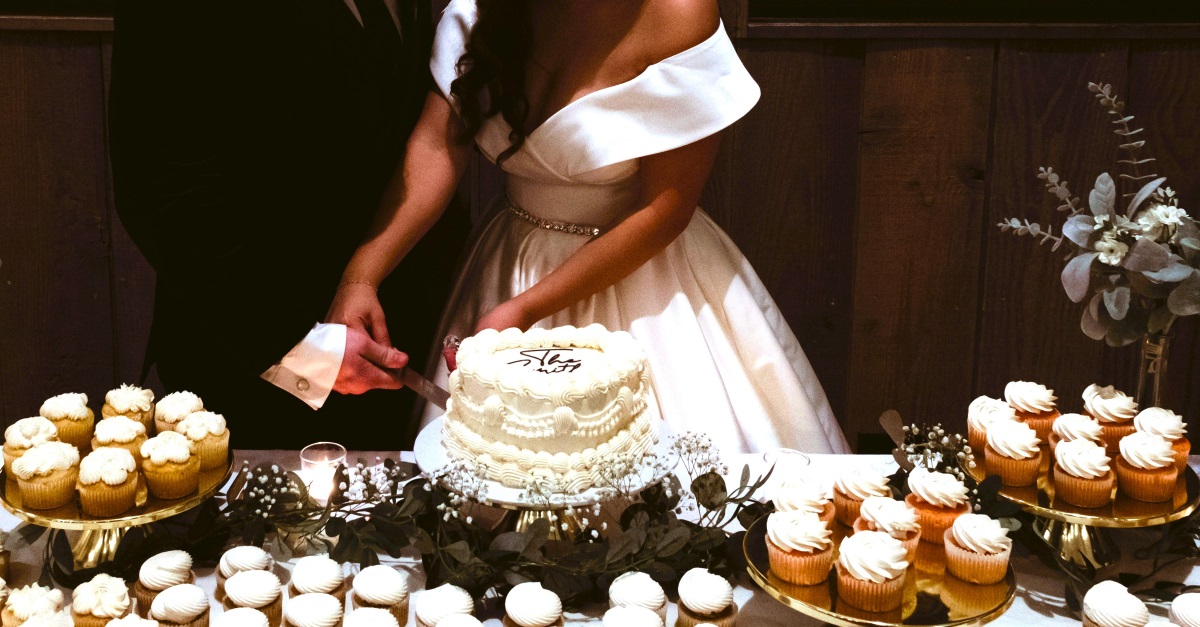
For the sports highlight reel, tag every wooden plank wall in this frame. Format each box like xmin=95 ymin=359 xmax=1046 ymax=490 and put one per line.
xmin=2 ymin=20 xmax=1199 ymax=453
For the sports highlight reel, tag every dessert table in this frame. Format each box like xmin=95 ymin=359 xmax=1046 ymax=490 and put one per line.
xmin=2 ymin=451 xmax=1195 ymax=625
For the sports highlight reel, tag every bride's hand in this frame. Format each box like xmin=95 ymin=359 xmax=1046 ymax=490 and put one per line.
xmin=474 ymin=299 xmax=535 ymax=333
xmin=327 ymin=283 xmax=391 ymax=347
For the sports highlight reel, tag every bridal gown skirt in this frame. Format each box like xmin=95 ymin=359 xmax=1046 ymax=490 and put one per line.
xmin=420 ymin=203 xmax=852 ymax=456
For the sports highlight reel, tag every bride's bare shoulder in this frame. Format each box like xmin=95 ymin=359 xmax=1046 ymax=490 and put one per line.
xmin=635 ymin=0 xmax=721 ymax=63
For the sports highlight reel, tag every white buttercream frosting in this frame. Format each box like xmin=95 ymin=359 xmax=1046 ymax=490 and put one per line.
xmin=176 ymin=411 xmax=227 ymax=441
xmin=504 ymin=582 xmax=562 ymax=627
xmin=4 ymin=417 xmax=57 ymax=450
xmin=345 ymin=608 xmax=399 ymax=627
xmin=833 ymin=469 xmax=890 ymax=500
xmin=968 ymin=396 xmax=1018 ymax=432
xmin=1083 ymin=580 xmax=1149 ymax=627
xmin=5 ymin=584 xmax=64 ymax=620
xmin=1135 ymin=407 xmax=1187 ymax=441
xmin=1171 ymin=591 xmax=1200 ymax=627
xmin=986 ymin=420 xmax=1042 ymax=461
xmin=106 ymin=616 xmax=160 ymax=627
xmin=603 ymin=604 xmax=664 ymax=627
xmin=837 ymin=530 xmax=908 ymax=583
xmin=155 ymin=391 xmax=204 ymax=425
xmin=106 ymin=384 xmax=154 ymax=413
xmin=218 ymin=546 xmax=273 ymax=579
xmin=1053 ymin=413 xmax=1102 ymax=443
xmin=767 ymin=510 xmax=831 ymax=553
xmin=352 ymin=565 xmax=408 ymax=606
xmin=39 ymin=392 xmax=90 ymax=421
xmin=291 ymin=555 xmax=343 ymax=595
xmin=608 ymin=571 xmax=665 ymax=612
xmin=94 ymin=416 xmax=146 ymax=444
xmin=678 ymin=569 xmax=734 ymax=616
xmin=435 ymin=616 xmax=484 ymax=627
xmin=1120 ymin=432 xmax=1176 ymax=470
xmin=18 ymin=614 xmax=72 ymax=627
xmin=213 ymin=607 xmax=269 ymax=627
xmin=907 ymin=467 xmax=969 ymax=508
xmin=1004 ymin=381 xmax=1057 ymax=414
xmin=12 ymin=441 xmax=79 ymax=480
xmin=1055 ymin=438 xmax=1111 ymax=479
xmin=1083 ymin=384 xmax=1138 ymax=424
xmin=224 ymin=570 xmax=280 ymax=609
xmin=774 ymin=477 xmax=830 ymax=516
xmin=79 ymin=447 xmax=136 ymax=486
xmin=859 ymin=496 xmax=920 ymax=538
xmin=139 ymin=550 xmax=193 ymax=591
xmin=283 ymin=593 xmax=343 ymax=627
xmin=415 ymin=584 xmax=474 ymax=626
xmin=949 ymin=514 xmax=1012 ymax=555
xmin=140 ymin=431 xmax=194 ymax=466
xmin=72 ymin=573 xmax=130 ymax=618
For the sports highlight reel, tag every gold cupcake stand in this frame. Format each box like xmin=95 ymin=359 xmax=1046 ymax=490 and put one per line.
xmin=0 ymin=454 xmax=233 ymax=569
xmin=743 ymin=516 xmax=1016 ymax=627
xmin=967 ymin=454 xmax=1200 ymax=569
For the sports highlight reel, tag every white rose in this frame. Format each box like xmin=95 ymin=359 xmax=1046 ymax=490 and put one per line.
xmin=1096 ymin=234 xmax=1129 ymax=265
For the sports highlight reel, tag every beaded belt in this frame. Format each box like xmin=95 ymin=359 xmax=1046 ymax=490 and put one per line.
xmin=506 ymin=196 xmax=603 ymax=237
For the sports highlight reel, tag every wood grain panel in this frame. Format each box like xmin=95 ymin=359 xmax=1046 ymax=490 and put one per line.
xmin=977 ymin=42 xmax=1131 ymax=416
xmin=723 ymin=40 xmax=863 ymax=425
xmin=846 ymin=41 xmax=995 ymax=448
xmin=0 ymin=32 xmax=115 ymax=425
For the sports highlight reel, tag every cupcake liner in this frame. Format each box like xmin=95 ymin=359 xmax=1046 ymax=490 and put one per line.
xmin=1098 ymin=422 xmax=1136 ymax=456
xmin=984 ymin=444 xmax=1041 ymax=487
xmin=1172 ymin=438 xmax=1192 ymax=473
xmin=677 ymin=602 xmax=737 ymax=627
xmin=353 ymin=595 xmax=408 ymax=625
xmin=79 ymin=475 xmax=139 ymax=517
xmin=904 ymin=494 xmax=968 ymax=545
xmin=767 ymin=571 xmax=832 ymax=609
xmin=833 ymin=489 xmax=865 ymax=527
xmin=1052 ymin=465 xmax=1114 ymax=509
xmin=1115 ymin=457 xmax=1178 ymax=503
xmin=143 ymin=456 xmax=201 ymax=500
xmin=852 ymin=518 xmax=920 ymax=562
xmin=194 ymin=431 xmax=231 ymax=471
xmin=3 ymin=446 xmax=24 ymax=477
xmin=225 ymin=595 xmax=282 ymax=626
xmin=52 ymin=410 xmax=94 ymax=451
xmin=767 ymin=537 xmax=834 ymax=585
xmin=835 ymin=563 xmax=905 ymax=613
xmin=1016 ymin=409 xmax=1058 ymax=442
xmin=17 ymin=466 xmax=79 ymax=509
xmin=1048 ymin=433 xmax=1062 ymax=458
xmin=968 ymin=424 xmax=987 ymax=461
xmin=942 ymin=529 xmax=1010 ymax=584
xmin=72 ymin=609 xmax=129 ymax=627
xmin=91 ymin=436 xmax=146 ymax=465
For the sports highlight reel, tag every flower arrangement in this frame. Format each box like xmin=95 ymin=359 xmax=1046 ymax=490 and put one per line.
xmin=999 ymin=82 xmax=1200 ymax=346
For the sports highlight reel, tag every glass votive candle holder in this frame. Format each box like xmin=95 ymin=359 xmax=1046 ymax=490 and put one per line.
xmin=761 ymin=448 xmax=813 ymax=496
xmin=299 ymin=442 xmax=346 ymax=504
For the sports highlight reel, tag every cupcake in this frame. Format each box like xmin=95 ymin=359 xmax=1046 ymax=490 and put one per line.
xmin=103 ymin=384 xmax=156 ymax=433
xmin=141 ymin=432 xmax=200 ymax=500
xmin=223 ymin=570 xmax=281 ymax=626
xmin=601 ymin=606 xmax=662 ymax=627
xmin=834 ymin=530 xmax=908 ymax=613
xmin=216 ymin=546 xmax=273 ymax=598
xmin=1049 ymin=413 xmax=1102 ymax=457
xmin=154 ymin=392 xmax=204 ymax=435
xmin=607 ymin=572 xmax=666 ymax=622
xmin=149 ymin=584 xmax=209 ymax=627
xmin=765 ymin=510 xmax=834 ymax=585
xmin=351 ymin=565 xmax=408 ymax=623
xmin=435 ymin=617 xmax=483 ymax=627
xmin=903 ymin=467 xmax=970 ymax=545
xmin=2 ymin=584 xmax=64 ymax=626
xmin=852 ymin=496 xmax=921 ymax=561
xmin=774 ymin=477 xmax=835 ymax=525
xmin=942 ymin=514 xmax=1011 ymax=584
xmin=11 ymin=441 xmax=80 ymax=509
xmin=832 ymin=469 xmax=890 ymax=527
xmin=72 ymin=573 xmax=131 ymax=627
xmin=502 ymin=582 xmax=562 ymax=627
xmin=3 ymin=417 xmax=57 ymax=476
xmin=676 ymin=569 xmax=737 ymax=627
xmin=984 ymin=420 xmax=1043 ymax=487
xmin=1171 ymin=591 xmax=1200 ymax=627
xmin=1082 ymin=580 xmax=1149 ymax=627
xmin=1083 ymin=384 xmax=1139 ymax=455
xmin=38 ymin=392 xmax=94 ymax=450
xmin=1135 ymin=407 xmax=1190 ymax=472
xmin=174 ymin=412 xmax=229 ymax=471
xmin=282 ymin=594 xmax=341 ymax=627
xmin=1005 ymin=381 xmax=1059 ymax=441
xmin=91 ymin=416 xmax=148 ymax=465
xmin=289 ymin=556 xmax=345 ymax=601
xmin=107 ymin=617 xmax=160 ymax=627
xmin=967 ymin=395 xmax=1017 ymax=456
xmin=345 ymin=608 xmax=398 ymax=627
xmin=213 ymin=608 xmax=268 ymax=627
xmin=414 ymin=584 xmax=473 ymax=627
xmin=77 ymin=447 xmax=139 ymax=517
xmin=1053 ymin=439 xmax=1115 ymax=509
xmin=134 ymin=550 xmax=195 ymax=616
xmin=1116 ymin=432 xmax=1179 ymax=503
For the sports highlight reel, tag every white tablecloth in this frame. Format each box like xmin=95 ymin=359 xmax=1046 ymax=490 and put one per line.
xmin=3 ymin=451 xmax=1195 ymax=625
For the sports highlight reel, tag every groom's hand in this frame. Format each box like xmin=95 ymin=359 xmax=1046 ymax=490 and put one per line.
xmin=327 ymin=283 xmax=391 ymax=347
xmin=333 ymin=327 xmax=408 ymax=395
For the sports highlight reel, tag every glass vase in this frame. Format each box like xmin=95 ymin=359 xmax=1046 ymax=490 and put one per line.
xmin=1134 ymin=333 xmax=1171 ymax=409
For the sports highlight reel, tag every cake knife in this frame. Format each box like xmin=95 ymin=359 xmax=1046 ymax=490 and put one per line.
xmin=399 ymin=367 xmax=450 ymax=410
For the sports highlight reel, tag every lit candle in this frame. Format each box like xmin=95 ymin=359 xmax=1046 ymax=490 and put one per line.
xmin=299 ymin=442 xmax=347 ymax=505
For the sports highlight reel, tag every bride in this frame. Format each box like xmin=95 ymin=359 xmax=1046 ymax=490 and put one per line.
xmin=327 ymin=0 xmax=850 ymax=454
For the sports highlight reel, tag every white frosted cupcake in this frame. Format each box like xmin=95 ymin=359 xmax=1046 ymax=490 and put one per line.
xmin=72 ymin=573 xmax=132 ymax=627
xmin=984 ymin=420 xmax=1043 ymax=487
xmin=677 ymin=569 xmax=736 ymax=627
xmin=832 ymin=469 xmax=890 ymax=527
xmin=103 ymin=384 xmax=156 ymax=432
xmin=434 ymin=616 xmax=483 ymax=627
xmin=1171 ymin=591 xmax=1200 ymax=627
xmin=967 ymin=395 xmax=1018 ymax=455
xmin=351 ymin=565 xmax=408 ymax=623
xmin=77 ymin=447 xmax=138 ymax=517
xmin=1049 ymin=413 xmax=1102 ymax=456
xmin=415 ymin=584 xmax=474 ymax=627
xmin=174 ymin=412 xmax=229 ymax=471
xmin=3 ymin=416 xmax=57 ymax=476
xmin=1004 ymin=381 xmax=1059 ymax=441
xmin=1117 ymin=432 xmax=1179 ymax=503
xmin=1084 ymin=384 xmax=1139 ymax=455
xmin=607 ymin=571 xmax=666 ymax=621
xmin=1082 ymin=580 xmax=1148 ymax=627
xmin=92 ymin=416 xmax=149 ymax=465
xmin=12 ymin=441 xmax=80 ymax=510
xmin=107 ymin=616 xmax=161 ymax=627
xmin=213 ymin=608 xmax=269 ymax=627
xmin=766 ymin=510 xmax=834 ymax=585
xmin=774 ymin=477 xmax=835 ymax=524
xmin=345 ymin=607 xmax=398 ymax=627
xmin=1053 ymin=439 xmax=1114 ymax=509
xmin=283 ymin=593 xmax=342 ymax=627
xmin=149 ymin=584 xmax=209 ymax=627
xmin=1135 ymin=407 xmax=1190 ymax=471
xmin=502 ymin=582 xmax=562 ymax=627
xmin=2 ymin=584 xmax=64 ymax=626
xmin=154 ymin=392 xmax=204 ymax=435
xmin=904 ymin=467 xmax=970 ymax=544
xmin=943 ymin=514 xmax=1012 ymax=584
xmin=835 ymin=531 xmax=908 ymax=613
xmin=38 ymin=392 xmax=94 ymax=450
xmin=224 ymin=570 xmax=281 ymax=626
xmin=141 ymin=431 xmax=200 ymax=499
xmin=216 ymin=545 xmax=272 ymax=600
xmin=602 ymin=605 xmax=663 ymax=627
xmin=135 ymin=550 xmax=195 ymax=616
xmin=853 ymin=496 xmax=921 ymax=560
xmin=289 ymin=556 xmax=345 ymax=601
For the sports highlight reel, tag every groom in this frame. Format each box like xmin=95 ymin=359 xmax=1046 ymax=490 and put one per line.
xmin=108 ymin=0 xmax=466 ymax=449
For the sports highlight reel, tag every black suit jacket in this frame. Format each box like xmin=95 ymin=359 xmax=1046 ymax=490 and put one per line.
xmin=109 ymin=0 xmax=466 ymax=449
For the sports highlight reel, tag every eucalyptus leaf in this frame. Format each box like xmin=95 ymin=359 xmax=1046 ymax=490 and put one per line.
xmin=1168 ymin=270 xmax=1200 ymax=316
xmin=1089 ymin=172 xmax=1116 ymax=217
xmin=1103 ymin=286 xmax=1131 ymax=320
xmin=691 ymin=472 xmax=728 ymax=511
xmin=1148 ymin=307 xmax=1175 ymax=334
xmin=489 ymin=531 xmax=532 ymax=555
xmin=1081 ymin=292 xmax=1107 ymax=340
xmin=1062 ymin=253 xmax=1098 ymax=303
xmin=606 ymin=529 xmax=645 ymax=564
xmin=740 ymin=465 xmax=750 ymax=489
xmin=444 ymin=540 xmax=472 ymax=563
xmin=1063 ymin=215 xmax=1096 ymax=247
xmin=1123 ymin=238 xmax=1172 ymax=272
xmin=1144 ymin=260 xmax=1196 ymax=283
xmin=1125 ymin=176 xmax=1167 ymax=217
xmin=656 ymin=526 xmax=691 ymax=557
xmin=1183 ymin=237 xmax=1200 ymax=251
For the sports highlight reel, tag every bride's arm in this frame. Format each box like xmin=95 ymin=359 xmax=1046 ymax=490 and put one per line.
xmin=476 ymin=132 xmax=722 ymax=332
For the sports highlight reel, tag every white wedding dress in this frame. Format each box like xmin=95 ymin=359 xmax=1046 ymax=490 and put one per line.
xmin=420 ymin=0 xmax=850 ymax=455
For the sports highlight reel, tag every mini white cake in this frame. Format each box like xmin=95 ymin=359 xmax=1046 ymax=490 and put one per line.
xmin=443 ymin=324 xmax=656 ymax=493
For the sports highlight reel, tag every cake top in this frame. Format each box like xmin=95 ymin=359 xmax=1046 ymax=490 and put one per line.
xmin=4 ymin=417 xmax=57 ymax=450
xmin=986 ymin=420 xmax=1041 ymax=461
xmin=1004 ymin=381 xmax=1057 ymax=414
xmin=678 ymin=568 xmax=733 ymax=615
xmin=1119 ymin=432 xmax=1175 ymax=470
xmin=291 ymin=555 xmax=343 ymax=595
xmin=176 ymin=411 xmax=228 ymax=440
xmin=1052 ymin=413 xmax=1102 ymax=443
xmin=213 ymin=607 xmax=269 ymax=627
xmin=504 ymin=582 xmax=562 ymax=627
xmin=907 ymin=467 xmax=969 ymax=508
xmin=833 ymin=468 xmax=890 ymax=500
xmin=415 ymin=583 xmax=474 ymax=626
xmin=1134 ymin=407 xmax=1186 ymax=441
xmin=106 ymin=384 xmax=154 ymax=412
xmin=766 ymin=510 xmax=831 ymax=553
xmin=79 ymin=447 xmax=137 ymax=486
xmin=1055 ymin=438 xmax=1111 ymax=479
xmin=12 ymin=442 xmax=79 ymax=480
xmin=149 ymin=584 xmax=208 ymax=624
xmin=225 ymin=570 xmax=281 ymax=608
xmin=284 ymin=594 xmax=342 ymax=627
xmin=5 ymin=584 xmax=64 ymax=620
xmin=859 ymin=496 xmax=919 ymax=537
xmin=967 ymin=395 xmax=1017 ymax=432
xmin=219 ymin=546 xmax=273 ymax=579
xmin=94 ymin=415 xmax=146 ymax=444
xmin=608 ymin=571 xmax=664 ymax=611
xmin=72 ymin=573 xmax=130 ymax=619
xmin=141 ymin=431 xmax=194 ymax=466
xmin=345 ymin=608 xmax=399 ymax=627
xmin=1083 ymin=581 xmax=1148 ymax=626
xmin=39 ymin=392 xmax=89 ymax=421
xmin=352 ymin=565 xmax=408 ymax=605
xmin=139 ymin=550 xmax=193 ymax=591
xmin=155 ymin=391 xmax=204 ymax=424
xmin=603 ymin=604 xmax=664 ymax=627
xmin=455 ymin=324 xmax=644 ymax=392
xmin=949 ymin=514 xmax=1011 ymax=555
xmin=1083 ymin=384 xmax=1138 ymax=423
xmin=774 ymin=477 xmax=830 ymax=516
xmin=837 ymin=530 xmax=908 ymax=583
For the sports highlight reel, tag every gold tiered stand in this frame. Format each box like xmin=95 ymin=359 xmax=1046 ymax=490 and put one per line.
xmin=0 ymin=454 xmax=233 ymax=569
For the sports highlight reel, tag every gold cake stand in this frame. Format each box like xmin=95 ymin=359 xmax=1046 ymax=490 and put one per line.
xmin=744 ymin=516 xmax=1016 ymax=626
xmin=0 ymin=453 xmax=233 ymax=569
xmin=968 ymin=450 xmax=1200 ymax=569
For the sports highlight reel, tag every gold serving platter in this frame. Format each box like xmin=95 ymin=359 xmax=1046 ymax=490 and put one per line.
xmin=744 ymin=515 xmax=1015 ymax=627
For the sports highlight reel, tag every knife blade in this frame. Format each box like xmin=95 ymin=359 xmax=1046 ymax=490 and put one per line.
xmin=399 ymin=367 xmax=450 ymax=410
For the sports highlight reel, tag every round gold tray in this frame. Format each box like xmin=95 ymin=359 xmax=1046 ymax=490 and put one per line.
xmin=744 ymin=515 xmax=1015 ymax=627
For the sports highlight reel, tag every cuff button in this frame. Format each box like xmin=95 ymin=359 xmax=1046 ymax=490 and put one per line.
xmin=296 ymin=378 xmax=310 ymax=392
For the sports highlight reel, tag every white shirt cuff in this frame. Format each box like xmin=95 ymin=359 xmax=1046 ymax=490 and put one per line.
xmin=261 ymin=323 xmax=347 ymax=409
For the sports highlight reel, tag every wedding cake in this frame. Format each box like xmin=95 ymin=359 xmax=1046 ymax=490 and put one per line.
xmin=442 ymin=324 xmax=657 ymax=493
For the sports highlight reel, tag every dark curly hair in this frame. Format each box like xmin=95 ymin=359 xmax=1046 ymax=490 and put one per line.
xmin=448 ymin=0 xmax=533 ymax=163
